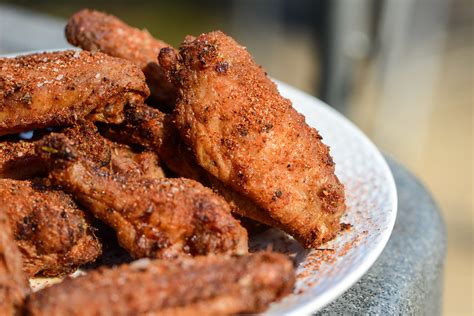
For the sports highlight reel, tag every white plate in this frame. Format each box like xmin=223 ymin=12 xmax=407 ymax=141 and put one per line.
xmin=3 ymin=51 xmax=397 ymax=314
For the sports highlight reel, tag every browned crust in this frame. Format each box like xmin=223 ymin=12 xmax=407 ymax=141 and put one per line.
xmin=102 ymin=104 xmax=281 ymax=228
xmin=162 ymin=31 xmax=346 ymax=247
xmin=108 ymin=141 xmax=165 ymax=179
xmin=66 ymin=9 xmax=177 ymax=109
xmin=0 ymin=139 xmax=40 ymax=179
xmin=25 ymin=252 xmax=295 ymax=316
xmin=36 ymin=133 xmax=248 ymax=259
xmin=0 ymin=179 xmax=102 ymax=277
xmin=0 ymin=50 xmax=149 ymax=136
xmin=0 ymin=210 xmax=29 ymax=315
xmin=0 ymin=122 xmax=111 ymax=180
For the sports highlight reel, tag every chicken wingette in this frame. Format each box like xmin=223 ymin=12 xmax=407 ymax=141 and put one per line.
xmin=159 ymin=31 xmax=346 ymax=247
xmin=36 ymin=133 xmax=248 ymax=259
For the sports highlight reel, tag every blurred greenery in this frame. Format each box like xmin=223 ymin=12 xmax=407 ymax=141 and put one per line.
xmin=0 ymin=0 xmax=234 ymax=46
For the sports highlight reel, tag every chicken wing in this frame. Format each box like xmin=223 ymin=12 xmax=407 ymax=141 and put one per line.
xmin=0 ymin=178 xmax=102 ymax=277
xmin=36 ymin=133 xmax=248 ymax=259
xmin=0 ymin=209 xmax=30 ymax=316
xmin=0 ymin=50 xmax=149 ymax=136
xmin=26 ymin=252 xmax=294 ymax=316
xmin=159 ymin=31 xmax=346 ymax=248
xmin=66 ymin=9 xmax=177 ymax=110
xmin=0 ymin=122 xmax=111 ymax=179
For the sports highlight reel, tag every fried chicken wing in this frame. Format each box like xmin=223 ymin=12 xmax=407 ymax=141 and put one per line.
xmin=0 ymin=178 xmax=102 ymax=277
xmin=0 ymin=50 xmax=149 ymax=136
xmin=36 ymin=133 xmax=248 ymax=259
xmin=26 ymin=252 xmax=294 ymax=316
xmin=160 ymin=31 xmax=346 ymax=248
xmin=66 ymin=9 xmax=177 ymax=110
xmin=0 ymin=122 xmax=111 ymax=179
xmin=0 ymin=210 xmax=29 ymax=316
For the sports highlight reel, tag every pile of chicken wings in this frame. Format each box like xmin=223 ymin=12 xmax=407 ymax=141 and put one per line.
xmin=0 ymin=9 xmax=345 ymax=315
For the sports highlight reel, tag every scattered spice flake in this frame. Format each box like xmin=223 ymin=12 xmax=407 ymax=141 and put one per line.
xmin=338 ymin=230 xmax=369 ymax=257
xmin=340 ymin=222 xmax=352 ymax=232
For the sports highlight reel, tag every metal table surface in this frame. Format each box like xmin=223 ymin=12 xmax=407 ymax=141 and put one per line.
xmin=1 ymin=6 xmax=447 ymax=314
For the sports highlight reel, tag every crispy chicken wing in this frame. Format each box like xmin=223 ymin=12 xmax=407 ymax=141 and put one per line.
xmin=66 ymin=9 xmax=177 ymax=110
xmin=0 ymin=210 xmax=29 ymax=316
xmin=26 ymin=252 xmax=294 ymax=316
xmin=0 ymin=178 xmax=102 ymax=277
xmin=36 ymin=133 xmax=248 ymax=259
xmin=0 ymin=122 xmax=111 ymax=179
xmin=160 ymin=31 xmax=346 ymax=248
xmin=0 ymin=50 xmax=149 ymax=136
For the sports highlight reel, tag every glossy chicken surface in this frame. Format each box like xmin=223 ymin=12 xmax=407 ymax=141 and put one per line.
xmin=0 ymin=50 xmax=149 ymax=136
xmin=160 ymin=31 xmax=346 ymax=247
xmin=37 ymin=133 xmax=248 ymax=259
xmin=25 ymin=252 xmax=294 ymax=316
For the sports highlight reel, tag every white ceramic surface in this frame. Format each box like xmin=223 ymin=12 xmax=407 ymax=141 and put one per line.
xmin=3 ymin=51 xmax=397 ymax=314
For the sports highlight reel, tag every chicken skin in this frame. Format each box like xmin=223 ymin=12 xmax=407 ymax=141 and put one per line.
xmin=100 ymin=104 xmax=192 ymax=177
xmin=66 ymin=9 xmax=177 ymax=109
xmin=26 ymin=252 xmax=294 ymax=316
xmin=0 ymin=210 xmax=29 ymax=316
xmin=0 ymin=50 xmax=149 ymax=136
xmin=36 ymin=133 xmax=248 ymax=259
xmin=102 ymin=104 xmax=278 ymax=227
xmin=0 ymin=139 xmax=39 ymax=179
xmin=0 ymin=179 xmax=102 ymax=277
xmin=0 ymin=122 xmax=111 ymax=180
xmin=159 ymin=31 xmax=346 ymax=248
xmin=108 ymin=142 xmax=165 ymax=179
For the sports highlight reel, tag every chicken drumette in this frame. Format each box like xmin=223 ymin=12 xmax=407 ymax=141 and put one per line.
xmin=36 ymin=133 xmax=248 ymax=259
